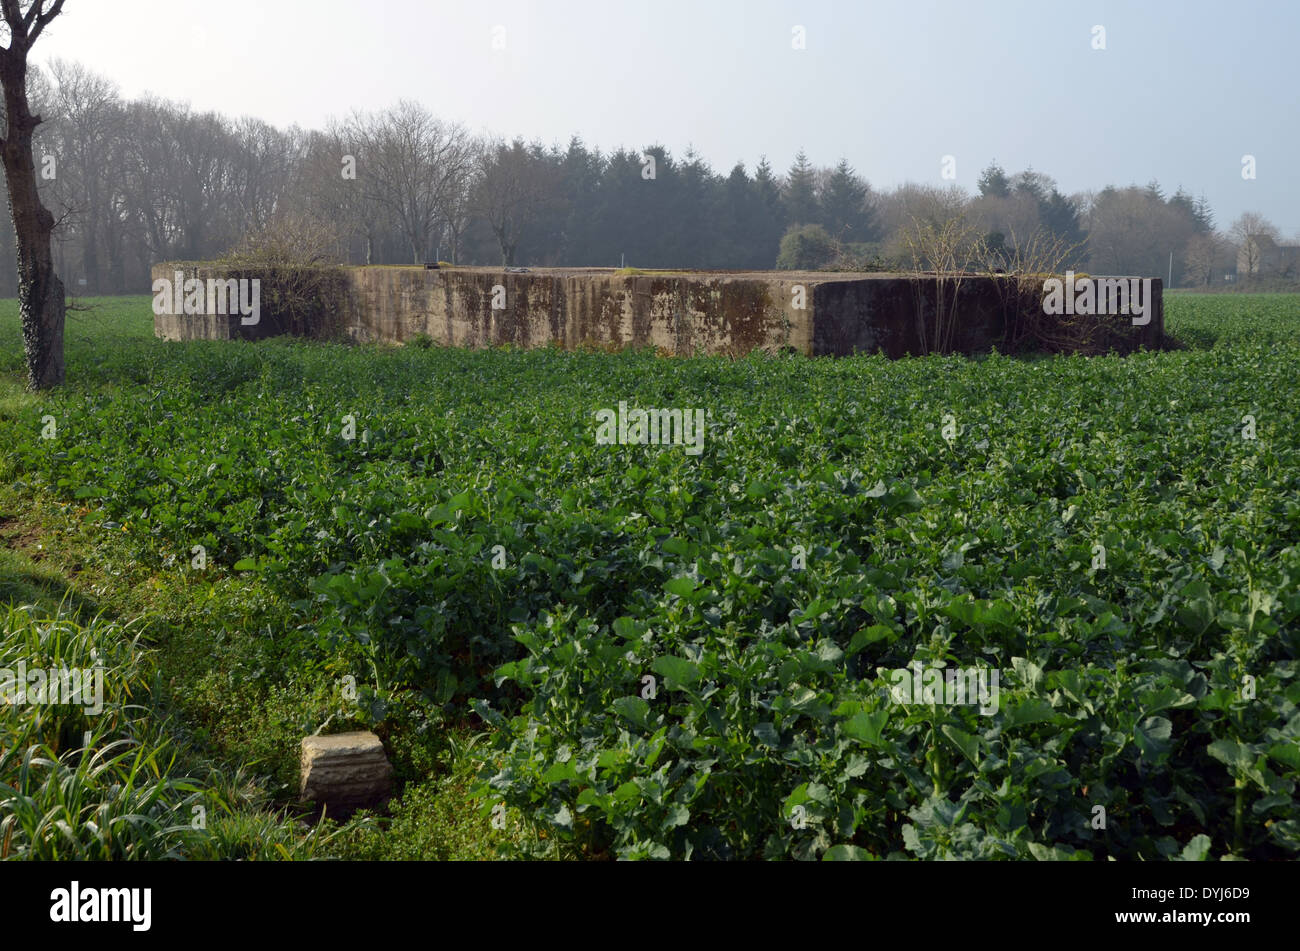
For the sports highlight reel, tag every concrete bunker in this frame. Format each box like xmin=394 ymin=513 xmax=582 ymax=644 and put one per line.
xmin=152 ymin=264 xmax=1165 ymax=358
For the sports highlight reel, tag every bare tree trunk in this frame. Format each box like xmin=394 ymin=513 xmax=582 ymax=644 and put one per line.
xmin=5 ymin=127 xmax=66 ymax=388
xmin=0 ymin=0 xmax=67 ymax=390
xmin=447 ymin=222 xmax=460 ymax=264
xmin=81 ymin=179 xmax=101 ymax=293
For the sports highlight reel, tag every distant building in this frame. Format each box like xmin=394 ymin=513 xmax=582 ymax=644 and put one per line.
xmin=1237 ymin=234 xmax=1300 ymax=278
xmin=1212 ymin=264 xmax=1237 ymax=284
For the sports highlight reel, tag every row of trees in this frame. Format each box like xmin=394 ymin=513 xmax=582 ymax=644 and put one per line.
xmin=4 ymin=58 xmax=1294 ymax=299
xmin=2 ymin=59 xmax=309 ymax=296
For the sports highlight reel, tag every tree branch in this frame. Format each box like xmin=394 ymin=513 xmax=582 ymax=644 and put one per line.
xmin=30 ymin=0 xmax=63 ymax=45
xmin=20 ymin=0 xmax=41 ymax=31
xmin=1 ymin=0 xmax=24 ymax=35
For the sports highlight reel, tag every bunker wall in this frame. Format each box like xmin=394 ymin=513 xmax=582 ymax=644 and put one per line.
xmin=152 ymin=265 xmax=1164 ymax=357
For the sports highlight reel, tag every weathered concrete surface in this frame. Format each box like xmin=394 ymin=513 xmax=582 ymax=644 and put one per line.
xmin=151 ymin=263 xmax=354 ymax=342
xmin=813 ymin=273 xmax=1165 ymax=356
xmin=300 ymin=731 xmax=393 ymax=816
xmin=152 ymin=264 xmax=1164 ymax=357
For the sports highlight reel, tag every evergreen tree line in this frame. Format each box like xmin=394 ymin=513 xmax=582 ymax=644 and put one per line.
xmin=2 ymin=59 xmax=1286 ymax=296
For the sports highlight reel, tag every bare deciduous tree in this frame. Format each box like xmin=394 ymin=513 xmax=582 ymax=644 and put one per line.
xmin=1184 ymin=231 xmax=1235 ymax=286
xmin=474 ymin=138 xmax=564 ymax=267
xmin=1229 ymin=212 xmax=1280 ymax=275
xmin=46 ymin=57 xmax=120 ymax=294
xmin=348 ymin=101 xmax=474 ymax=265
xmin=284 ymin=126 xmax=372 ymax=263
xmin=440 ymin=137 xmax=482 ymax=264
xmin=1086 ymin=186 xmax=1194 ymax=279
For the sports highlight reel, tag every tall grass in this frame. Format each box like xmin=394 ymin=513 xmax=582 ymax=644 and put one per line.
xmin=0 ymin=604 xmax=349 ymax=859
xmin=0 ymin=605 xmax=207 ymax=858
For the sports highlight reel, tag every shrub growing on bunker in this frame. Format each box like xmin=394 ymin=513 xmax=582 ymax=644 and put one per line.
xmin=218 ymin=212 xmax=351 ymax=339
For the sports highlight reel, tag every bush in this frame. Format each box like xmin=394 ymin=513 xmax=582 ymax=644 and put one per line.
xmin=776 ymin=224 xmax=838 ymax=270
xmin=218 ymin=212 xmax=350 ymax=339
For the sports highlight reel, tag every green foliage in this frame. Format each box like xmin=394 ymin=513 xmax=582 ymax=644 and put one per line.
xmin=978 ymin=162 xmax=1011 ymax=199
xmin=776 ymin=224 xmax=837 ymax=271
xmin=0 ymin=603 xmax=329 ymax=860
xmin=1163 ymin=293 xmax=1300 ymax=349
xmin=820 ymin=159 xmax=877 ymax=244
xmin=326 ymin=729 xmax=559 ymax=860
xmin=783 ymin=150 xmax=820 ymax=231
xmin=0 ymin=606 xmax=200 ymax=860
xmin=1 ymin=293 xmax=1298 ymax=860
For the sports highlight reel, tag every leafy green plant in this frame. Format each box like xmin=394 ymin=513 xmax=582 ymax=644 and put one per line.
xmin=1 ymin=293 xmax=1298 ymax=860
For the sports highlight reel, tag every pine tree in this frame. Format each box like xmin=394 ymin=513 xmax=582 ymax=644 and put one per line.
xmin=720 ymin=162 xmax=765 ymax=268
xmin=559 ymin=136 xmax=601 ymax=263
xmin=784 ymin=149 xmax=819 ymax=227
xmin=754 ymin=157 xmax=785 ymax=224
xmin=1193 ymin=193 xmax=1216 ymax=234
xmin=673 ymin=147 xmax=718 ymax=266
xmin=977 ymin=162 xmax=1011 ymax=198
xmin=753 ymin=157 xmax=787 ymax=266
xmin=1040 ymin=189 xmax=1084 ymax=250
xmin=1168 ymin=186 xmax=1197 ymax=221
xmin=820 ymin=159 xmax=875 ymax=243
xmin=1012 ymin=168 xmax=1052 ymax=204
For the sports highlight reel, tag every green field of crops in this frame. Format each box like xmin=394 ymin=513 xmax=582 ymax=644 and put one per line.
xmin=1 ymin=294 xmax=1298 ymax=860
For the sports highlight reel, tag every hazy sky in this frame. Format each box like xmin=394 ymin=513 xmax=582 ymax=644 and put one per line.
xmin=34 ymin=0 xmax=1300 ymax=234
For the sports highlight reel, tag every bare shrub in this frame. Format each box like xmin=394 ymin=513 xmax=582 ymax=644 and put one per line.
xmin=976 ymin=228 xmax=1093 ymax=354
xmin=900 ymin=214 xmax=983 ymax=355
xmin=225 ymin=211 xmax=344 ymax=269
xmin=219 ymin=213 xmax=350 ymax=339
